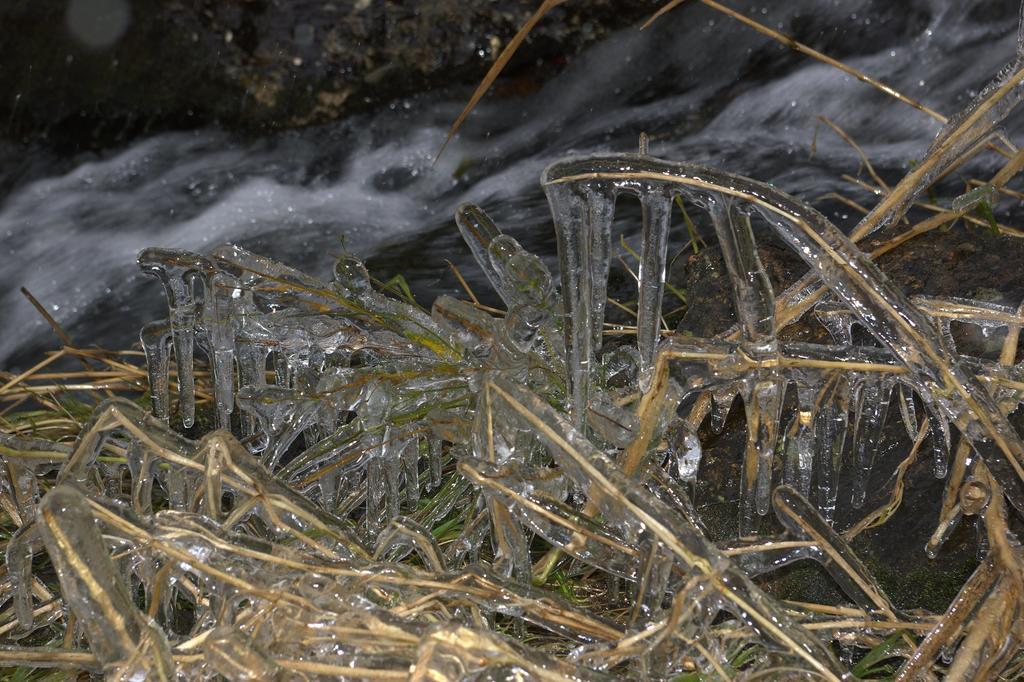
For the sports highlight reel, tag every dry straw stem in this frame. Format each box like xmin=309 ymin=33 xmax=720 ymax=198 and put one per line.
xmin=436 ymin=0 xmax=571 ymax=161
xmin=842 ymin=420 xmax=930 ymax=540
xmin=0 ymin=345 xmax=213 ymax=443
xmin=816 ymin=116 xmax=893 ymax=194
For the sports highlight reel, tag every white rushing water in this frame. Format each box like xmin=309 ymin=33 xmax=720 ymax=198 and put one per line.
xmin=0 ymin=0 xmax=1020 ymax=367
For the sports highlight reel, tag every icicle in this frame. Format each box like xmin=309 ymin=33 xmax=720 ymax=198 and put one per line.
xmin=165 ymin=464 xmax=188 ymax=508
xmin=542 ymin=178 xmax=616 ymax=427
xmin=272 ymin=349 xmax=289 ymax=387
xmin=635 ymin=190 xmax=673 ymax=389
xmin=128 ymin=441 xmax=155 ymax=515
xmin=586 ymin=190 xmax=615 ymax=356
xmin=140 ymin=319 xmax=172 ymax=423
xmin=381 ymin=428 xmax=403 ymax=520
xmin=708 ymin=200 xmax=777 ymax=350
xmin=740 ymin=378 xmax=785 ymax=532
xmin=365 ymin=458 xmax=385 ymax=536
xmin=929 ymin=408 xmax=952 ymax=480
xmin=681 ymin=191 xmax=782 ymax=530
xmin=926 ymin=437 xmax=972 ymax=558
xmin=346 ymin=382 xmax=395 ymax=535
xmin=203 ymin=271 xmax=240 ymax=429
xmin=317 ymin=468 xmax=339 ymax=511
xmin=813 ymin=375 xmax=849 ymax=523
xmin=850 ymin=375 xmax=893 ymax=508
xmin=235 ymin=385 xmax=320 ymax=471
xmin=402 ymin=438 xmax=421 ymax=507
xmin=138 ymin=248 xmax=212 ymax=428
xmin=6 ymin=523 xmax=39 ymax=630
xmin=896 ymin=382 xmax=919 ymax=443
xmin=455 ymin=203 xmax=505 ymax=300
xmin=236 ymin=340 xmax=270 ymax=391
xmin=426 ymin=436 xmax=444 ymax=491
xmin=781 ymin=414 xmax=800 ymax=493
xmin=787 ymin=385 xmax=817 ymax=498
xmin=236 ymin=340 xmax=272 ymax=440
xmin=1019 ymin=0 xmax=1024 ymax=58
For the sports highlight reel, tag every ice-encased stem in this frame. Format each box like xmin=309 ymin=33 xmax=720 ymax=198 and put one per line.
xmin=896 ymin=382 xmax=919 ymax=444
xmin=850 ymin=57 xmax=1024 ymax=244
xmin=629 ymin=533 xmax=672 ymax=626
xmin=710 ymin=385 xmax=737 ymax=433
xmin=814 ymin=301 xmax=854 ymax=345
xmin=471 ymin=379 xmax=531 ymax=583
xmin=773 ymin=486 xmax=899 ymax=619
xmin=928 ymin=407 xmax=952 ymax=480
xmin=37 ymin=485 xmax=173 ymax=673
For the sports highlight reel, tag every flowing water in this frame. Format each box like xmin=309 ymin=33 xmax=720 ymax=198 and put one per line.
xmin=0 ymin=0 xmax=1021 ymax=369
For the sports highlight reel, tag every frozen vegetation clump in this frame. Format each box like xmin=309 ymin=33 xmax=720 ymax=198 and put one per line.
xmin=8 ymin=4 xmax=1024 ymax=681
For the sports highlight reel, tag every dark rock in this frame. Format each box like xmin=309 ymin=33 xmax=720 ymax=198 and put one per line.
xmin=676 ymin=231 xmax=809 ymax=339
xmin=0 ymin=0 xmax=661 ymax=150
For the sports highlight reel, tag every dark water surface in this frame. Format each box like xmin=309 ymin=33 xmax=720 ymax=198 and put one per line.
xmin=1 ymin=0 xmax=1021 ymax=368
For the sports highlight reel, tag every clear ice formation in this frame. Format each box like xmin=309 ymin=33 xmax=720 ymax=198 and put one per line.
xmin=8 ymin=140 xmax=1024 ymax=677
xmin=543 ymin=153 xmax=1024 ymax=532
xmin=10 ymin=9 xmax=1024 ymax=676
